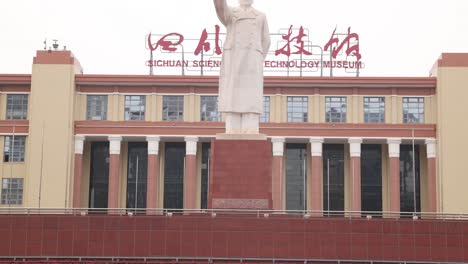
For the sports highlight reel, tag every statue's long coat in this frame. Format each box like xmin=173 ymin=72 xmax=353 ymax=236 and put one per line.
xmin=214 ymin=0 xmax=271 ymax=114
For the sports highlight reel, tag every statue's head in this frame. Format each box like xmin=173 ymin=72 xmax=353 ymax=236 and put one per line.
xmin=239 ymin=0 xmax=253 ymax=7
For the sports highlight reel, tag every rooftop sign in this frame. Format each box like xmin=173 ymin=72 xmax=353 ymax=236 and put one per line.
xmin=146 ymin=25 xmax=364 ymax=77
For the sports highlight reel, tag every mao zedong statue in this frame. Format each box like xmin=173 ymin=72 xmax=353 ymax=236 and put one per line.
xmin=214 ymin=0 xmax=271 ymax=135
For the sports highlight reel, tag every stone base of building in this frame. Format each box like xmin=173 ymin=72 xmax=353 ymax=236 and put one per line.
xmin=209 ymin=139 xmax=272 ymax=210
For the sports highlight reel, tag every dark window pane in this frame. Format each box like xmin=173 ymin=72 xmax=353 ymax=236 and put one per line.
xmin=126 ymin=142 xmax=148 ymax=210
xmin=164 ymin=143 xmax=185 ymax=210
xmin=323 ymin=144 xmax=345 ymax=214
xmin=285 ymin=144 xmax=307 ymax=211
xmin=400 ymin=145 xmax=421 ymax=215
xmin=361 ymin=144 xmax=382 ymax=214
xmin=201 ymin=143 xmax=211 ymax=209
xmin=89 ymin=142 xmax=110 ymax=209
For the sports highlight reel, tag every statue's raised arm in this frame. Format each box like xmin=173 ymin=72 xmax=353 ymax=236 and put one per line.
xmin=214 ymin=0 xmax=231 ymax=26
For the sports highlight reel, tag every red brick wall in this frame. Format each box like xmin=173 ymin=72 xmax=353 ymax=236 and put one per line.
xmin=0 ymin=214 xmax=467 ymax=262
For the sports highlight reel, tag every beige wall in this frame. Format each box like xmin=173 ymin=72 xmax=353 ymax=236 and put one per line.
xmin=71 ymin=93 xmax=437 ymax=125
xmin=26 ymin=64 xmax=77 ymax=208
xmin=436 ymin=67 xmax=468 ymax=213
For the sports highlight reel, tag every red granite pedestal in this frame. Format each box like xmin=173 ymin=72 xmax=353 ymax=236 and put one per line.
xmin=209 ymin=140 xmax=273 ymax=210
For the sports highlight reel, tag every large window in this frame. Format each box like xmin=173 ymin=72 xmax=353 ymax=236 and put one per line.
xmin=164 ymin=143 xmax=185 ymax=209
xmin=163 ymin=96 xmax=184 ymax=121
xmin=1 ymin=178 xmax=23 ymax=205
xmin=400 ymin=145 xmax=421 ymax=214
xmin=364 ymin=97 xmax=385 ymax=123
xmin=323 ymin=144 xmax=345 ymax=214
xmin=126 ymin=143 xmax=148 ymax=210
xmin=403 ymin=97 xmax=424 ymax=124
xmin=287 ymin=97 xmax=308 ymax=122
xmin=326 ymin=97 xmax=347 ymax=123
xmin=200 ymin=96 xmax=221 ymax=122
xmin=89 ymin=142 xmax=110 ymax=209
xmin=87 ymin=95 xmax=108 ymax=121
xmin=361 ymin=144 xmax=382 ymax=213
xmin=260 ymin=96 xmax=270 ymax=123
xmin=285 ymin=144 xmax=307 ymax=211
xmin=201 ymin=143 xmax=211 ymax=209
xmin=3 ymin=136 xmax=26 ymax=162
xmin=6 ymin=94 xmax=28 ymax=120
xmin=124 ymin=95 xmax=146 ymax=121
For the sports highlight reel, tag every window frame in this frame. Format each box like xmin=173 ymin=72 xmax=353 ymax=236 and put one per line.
xmin=86 ymin=95 xmax=108 ymax=121
xmin=325 ymin=96 xmax=347 ymax=123
xmin=3 ymin=136 xmax=26 ymax=163
xmin=1 ymin=178 xmax=24 ymax=205
xmin=124 ymin=95 xmax=146 ymax=121
xmin=364 ymin=97 xmax=385 ymax=123
xmin=200 ymin=96 xmax=221 ymax=122
xmin=162 ymin=95 xmax=184 ymax=121
xmin=260 ymin=96 xmax=270 ymax=123
xmin=402 ymin=97 xmax=425 ymax=124
xmin=287 ymin=96 xmax=308 ymax=123
xmin=6 ymin=94 xmax=29 ymax=120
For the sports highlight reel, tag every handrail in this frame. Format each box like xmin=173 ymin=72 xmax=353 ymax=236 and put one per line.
xmin=1 ymin=207 xmax=468 ymax=220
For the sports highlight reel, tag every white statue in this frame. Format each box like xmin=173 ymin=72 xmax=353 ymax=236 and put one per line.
xmin=214 ymin=0 xmax=271 ymax=134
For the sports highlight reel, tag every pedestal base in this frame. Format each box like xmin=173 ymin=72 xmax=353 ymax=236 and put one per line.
xmin=209 ymin=140 xmax=272 ymax=210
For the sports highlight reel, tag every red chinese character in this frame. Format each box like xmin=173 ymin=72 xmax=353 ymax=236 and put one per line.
xmin=324 ymin=27 xmax=362 ymax=60
xmin=194 ymin=25 xmax=222 ymax=56
xmin=147 ymin=32 xmax=184 ymax=52
xmin=275 ymin=25 xmax=312 ymax=57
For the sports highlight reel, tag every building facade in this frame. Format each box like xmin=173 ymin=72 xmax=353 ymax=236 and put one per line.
xmin=0 ymin=51 xmax=467 ymax=215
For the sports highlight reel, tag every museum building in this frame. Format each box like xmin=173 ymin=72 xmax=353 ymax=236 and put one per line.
xmin=0 ymin=50 xmax=468 ymax=263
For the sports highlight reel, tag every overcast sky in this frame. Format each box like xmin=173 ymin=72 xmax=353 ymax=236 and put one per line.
xmin=0 ymin=0 xmax=467 ymax=77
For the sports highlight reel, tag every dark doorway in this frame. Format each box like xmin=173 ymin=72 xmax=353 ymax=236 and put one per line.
xmin=89 ymin=142 xmax=110 ymax=209
xmin=323 ymin=144 xmax=345 ymax=215
xmin=361 ymin=144 xmax=382 ymax=214
xmin=285 ymin=144 xmax=307 ymax=211
xmin=164 ymin=143 xmax=185 ymax=210
xmin=126 ymin=142 xmax=148 ymax=210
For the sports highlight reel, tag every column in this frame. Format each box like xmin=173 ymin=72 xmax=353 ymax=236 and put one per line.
xmin=310 ymin=137 xmax=324 ymax=215
xmin=349 ymin=138 xmax=363 ymax=215
xmin=271 ymin=137 xmax=285 ymax=210
xmin=425 ymin=138 xmax=437 ymax=213
xmin=387 ymin=138 xmax=401 ymax=216
xmin=146 ymin=136 xmax=161 ymax=214
xmin=108 ymin=136 xmax=122 ymax=211
xmin=73 ymin=135 xmax=85 ymax=208
xmin=184 ymin=136 xmax=198 ymax=210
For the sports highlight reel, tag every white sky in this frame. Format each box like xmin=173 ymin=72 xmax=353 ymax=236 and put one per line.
xmin=0 ymin=0 xmax=467 ymax=77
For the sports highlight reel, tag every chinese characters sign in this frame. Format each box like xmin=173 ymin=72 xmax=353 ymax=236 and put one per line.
xmin=146 ymin=25 xmax=363 ymax=76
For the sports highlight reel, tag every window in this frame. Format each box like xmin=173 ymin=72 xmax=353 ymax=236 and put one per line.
xmin=403 ymin=97 xmax=424 ymax=124
xmin=285 ymin=144 xmax=307 ymax=211
xmin=260 ymin=96 xmax=270 ymax=123
xmin=400 ymin=145 xmax=421 ymax=214
xmin=1 ymin=178 xmax=23 ymax=205
xmin=124 ymin=95 xmax=146 ymax=121
xmin=3 ymin=136 xmax=26 ymax=162
xmin=200 ymin=96 xmax=221 ymax=122
xmin=6 ymin=94 xmax=28 ymax=120
xmin=326 ymin=97 xmax=347 ymax=123
xmin=364 ymin=97 xmax=385 ymax=123
xmin=163 ymin=96 xmax=184 ymax=121
xmin=361 ymin=144 xmax=382 ymax=214
xmin=287 ymin=97 xmax=308 ymax=122
xmin=87 ymin=95 xmax=108 ymax=121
